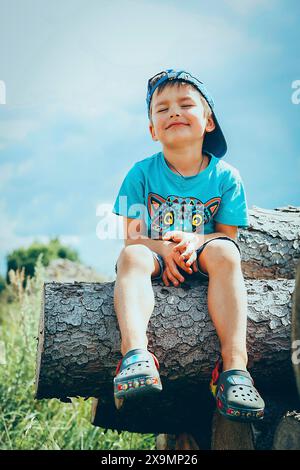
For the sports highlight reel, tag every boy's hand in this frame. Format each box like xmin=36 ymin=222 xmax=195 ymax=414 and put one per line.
xmin=161 ymin=230 xmax=203 ymax=287
xmin=163 ymin=230 xmax=204 ymax=276
xmin=161 ymin=243 xmax=193 ymax=287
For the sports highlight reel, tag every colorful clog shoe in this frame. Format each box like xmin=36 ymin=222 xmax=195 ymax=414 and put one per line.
xmin=210 ymin=357 xmax=265 ymax=422
xmin=113 ymin=348 xmax=162 ymax=410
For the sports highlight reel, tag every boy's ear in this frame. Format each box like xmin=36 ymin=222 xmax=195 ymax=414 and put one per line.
xmin=149 ymin=121 xmax=159 ymax=141
xmin=205 ymin=115 xmax=216 ymax=133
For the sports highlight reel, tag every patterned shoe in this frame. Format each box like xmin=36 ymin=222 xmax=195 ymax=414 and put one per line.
xmin=113 ymin=348 xmax=162 ymax=410
xmin=210 ymin=357 xmax=265 ymax=422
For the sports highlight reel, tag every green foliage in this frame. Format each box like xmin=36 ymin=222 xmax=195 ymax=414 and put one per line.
xmin=0 ymin=275 xmax=6 ymax=294
xmin=6 ymin=237 xmax=80 ymax=285
xmin=0 ymin=256 xmax=155 ymax=450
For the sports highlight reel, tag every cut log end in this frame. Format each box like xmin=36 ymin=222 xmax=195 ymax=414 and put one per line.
xmin=273 ymin=411 xmax=300 ymax=450
xmin=211 ymin=411 xmax=254 ymax=450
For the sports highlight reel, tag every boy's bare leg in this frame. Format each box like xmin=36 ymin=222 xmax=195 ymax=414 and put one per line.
xmin=197 ymin=241 xmax=248 ymax=372
xmin=114 ymin=245 xmax=160 ymax=357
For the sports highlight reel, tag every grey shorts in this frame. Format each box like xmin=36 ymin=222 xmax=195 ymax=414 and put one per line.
xmin=114 ymin=236 xmax=241 ymax=282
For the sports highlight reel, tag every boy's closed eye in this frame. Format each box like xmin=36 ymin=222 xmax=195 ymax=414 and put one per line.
xmin=158 ymin=105 xmax=193 ymax=113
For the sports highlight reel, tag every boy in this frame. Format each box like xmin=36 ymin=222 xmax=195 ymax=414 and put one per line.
xmin=112 ymin=69 xmax=265 ymax=422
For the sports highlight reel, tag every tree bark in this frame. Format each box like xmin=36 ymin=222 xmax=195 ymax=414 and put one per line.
xmin=34 ymin=205 xmax=300 ymax=448
xmin=35 ymin=277 xmax=297 ymax=441
xmin=240 ymin=205 xmax=300 ymax=280
xmin=292 ymin=261 xmax=300 ymax=397
xmin=35 ymin=278 xmax=295 ymax=401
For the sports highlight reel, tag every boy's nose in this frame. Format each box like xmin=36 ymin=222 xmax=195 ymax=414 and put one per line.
xmin=169 ymin=110 xmax=181 ymax=118
xmin=167 ymin=103 xmax=182 ymax=117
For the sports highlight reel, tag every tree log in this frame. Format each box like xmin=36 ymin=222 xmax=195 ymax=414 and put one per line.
xmin=154 ymin=412 xmax=255 ymax=450
xmin=240 ymin=206 xmax=300 ymax=280
xmin=35 ymin=278 xmax=295 ymax=399
xmin=211 ymin=411 xmax=254 ymax=450
xmin=35 ymin=278 xmax=297 ymax=434
xmin=292 ymin=261 xmax=300 ymax=397
xmin=269 ymin=264 xmax=300 ymax=451
xmin=273 ymin=411 xmax=300 ymax=450
xmin=34 ymin=205 xmax=300 ymax=448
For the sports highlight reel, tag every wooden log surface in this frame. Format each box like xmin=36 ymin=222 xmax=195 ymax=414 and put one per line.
xmin=273 ymin=411 xmax=300 ymax=450
xmin=240 ymin=205 xmax=299 ymax=280
xmin=211 ymin=411 xmax=254 ymax=450
xmin=35 ymin=278 xmax=295 ymax=400
xmin=154 ymin=412 xmax=255 ymax=450
xmin=34 ymin=205 xmax=300 ymax=444
xmin=34 ymin=277 xmax=298 ymax=437
xmin=292 ymin=261 xmax=300 ymax=397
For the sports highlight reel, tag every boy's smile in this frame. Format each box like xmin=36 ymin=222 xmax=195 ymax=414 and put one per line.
xmin=166 ymin=122 xmax=189 ymax=129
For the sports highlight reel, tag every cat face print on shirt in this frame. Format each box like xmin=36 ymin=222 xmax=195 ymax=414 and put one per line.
xmin=147 ymin=192 xmax=221 ymax=239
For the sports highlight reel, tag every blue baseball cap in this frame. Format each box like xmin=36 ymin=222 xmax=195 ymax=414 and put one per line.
xmin=146 ymin=69 xmax=227 ymax=159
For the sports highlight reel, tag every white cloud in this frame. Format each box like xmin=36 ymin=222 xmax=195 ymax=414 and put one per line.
xmin=0 ymin=0 xmax=280 ymax=118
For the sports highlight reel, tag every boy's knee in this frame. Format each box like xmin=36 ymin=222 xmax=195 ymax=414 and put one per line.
xmin=118 ymin=244 xmax=154 ymax=271
xmin=202 ymin=239 xmax=241 ymax=271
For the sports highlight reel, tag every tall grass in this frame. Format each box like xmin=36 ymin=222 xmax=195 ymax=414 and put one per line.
xmin=0 ymin=255 xmax=155 ymax=450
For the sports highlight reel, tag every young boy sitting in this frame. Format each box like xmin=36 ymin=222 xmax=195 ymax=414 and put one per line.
xmin=112 ymin=69 xmax=265 ymax=422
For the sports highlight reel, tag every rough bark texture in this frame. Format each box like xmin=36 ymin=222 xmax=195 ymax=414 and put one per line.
xmin=35 ymin=278 xmax=295 ymax=401
xmin=35 ymin=277 xmax=298 ymax=448
xmin=35 ymin=205 xmax=300 ymax=449
xmin=292 ymin=261 xmax=300 ymax=396
xmin=239 ymin=206 xmax=300 ymax=280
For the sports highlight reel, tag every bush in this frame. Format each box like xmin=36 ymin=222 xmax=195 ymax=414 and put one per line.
xmin=6 ymin=237 xmax=80 ymax=286
xmin=0 ymin=275 xmax=6 ymax=294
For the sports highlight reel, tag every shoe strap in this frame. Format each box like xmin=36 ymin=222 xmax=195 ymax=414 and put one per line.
xmin=210 ymin=356 xmax=254 ymax=387
xmin=219 ymin=369 xmax=254 ymax=387
xmin=115 ymin=349 xmax=160 ymax=375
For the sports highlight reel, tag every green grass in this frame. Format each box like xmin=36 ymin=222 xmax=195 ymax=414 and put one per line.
xmin=0 ymin=255 xmax=156 ymax=450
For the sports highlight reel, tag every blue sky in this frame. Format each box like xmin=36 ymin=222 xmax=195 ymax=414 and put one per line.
xmin=0 ymin=0 xmax=299 ymax=279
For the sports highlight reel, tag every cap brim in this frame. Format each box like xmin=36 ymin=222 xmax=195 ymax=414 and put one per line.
xmin=203 ymin=111 xmax=227 ymax=159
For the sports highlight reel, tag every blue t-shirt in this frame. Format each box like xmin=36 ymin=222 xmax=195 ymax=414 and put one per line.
xmin=112 ymin=151 xmax=249 ymax=239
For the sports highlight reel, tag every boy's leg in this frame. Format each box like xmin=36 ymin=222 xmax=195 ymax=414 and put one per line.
xmin=197 ymin=238 xmax=248 ymax=372
xmin=114 ymin=244 xmax=161 ymax=357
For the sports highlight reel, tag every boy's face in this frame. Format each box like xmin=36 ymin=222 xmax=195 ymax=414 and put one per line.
xmin=149 ymin=83 xmax=215 ymax=147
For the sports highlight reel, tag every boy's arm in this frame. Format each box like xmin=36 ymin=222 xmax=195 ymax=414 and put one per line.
xmin=123 ymin=217 xmax=173 ymax=257
xmin=205 ymin=222 xmax=238 ymax=242
xmin=122 ymin=217 xmax=237 ymax=255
